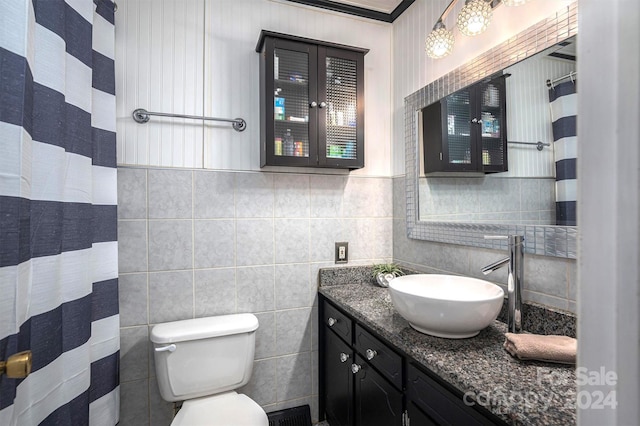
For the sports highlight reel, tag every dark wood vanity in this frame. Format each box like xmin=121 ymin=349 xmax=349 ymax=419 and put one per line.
xmin=320 ymin=296 xmax=507 ymax=426
xmin=318 ymin=275 xmax=577 ymax=426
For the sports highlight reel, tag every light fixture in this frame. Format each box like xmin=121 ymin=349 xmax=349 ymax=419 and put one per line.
xmin=424 ymin=0 xmax=458 ymax=59
xmin=501 ymin=0 xmax=529 ymax=6
xmin=457 ymin=0 xmax=493 ymax=37
xmin=425 ymin=21 xmax=455 ymax=59
xmin=427 ymin=0 xmax=531 ymax=59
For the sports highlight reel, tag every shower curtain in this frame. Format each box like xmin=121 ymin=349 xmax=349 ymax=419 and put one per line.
xmin=0 ymin=0 xmax=119 ymax=425
xmin=549 ymin=79 xmax=577 ymax=226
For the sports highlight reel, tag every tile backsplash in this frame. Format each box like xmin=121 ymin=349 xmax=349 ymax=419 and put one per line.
xmin=117 ymin=167 xmax=393 ymax=425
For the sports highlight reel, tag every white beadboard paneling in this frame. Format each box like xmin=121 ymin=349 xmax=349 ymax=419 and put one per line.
xmin=203 ymin=0 xmax=392 ymax=175
xmin=115 ymin=0 xmax=205 ymax=168
xmin=116 ymin=0 xmax=392 ymax=175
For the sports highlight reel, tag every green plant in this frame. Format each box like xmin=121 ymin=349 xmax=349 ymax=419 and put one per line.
xmin=372 ymin=263 xmax=405 ymax=278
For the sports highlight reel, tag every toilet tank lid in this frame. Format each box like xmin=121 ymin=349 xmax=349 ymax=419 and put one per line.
xmin=150 ymin=314 xmax=259 ymax=344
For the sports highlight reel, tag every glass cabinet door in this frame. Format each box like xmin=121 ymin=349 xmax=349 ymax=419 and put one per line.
xmin=325 ymin=56 xmax=357 ymax=160
xmin=272 ymin=45 xmax=313 ymax=161
xmin=479 ymin=77 xmax=507 ymax=172
xmin=444 ymin=90 xmax=474 ymax=168
xmin=319 ymin=47 xmax=364 ymax=168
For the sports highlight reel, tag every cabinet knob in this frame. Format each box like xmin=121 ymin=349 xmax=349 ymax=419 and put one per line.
xmin=319 ymin=101 xmax=327 ymax=108
xmin=365 ymin=348 xmax=377 ymax=360
xmin=327 ymin=317 xmax=337 ymax=327
xmin=351 ymin=363 xmax=362 ymax=374
xmin=339 ymin=353 xmax=350 ymax=363
xmin=310 ymin=101 xmax=317 ymax=108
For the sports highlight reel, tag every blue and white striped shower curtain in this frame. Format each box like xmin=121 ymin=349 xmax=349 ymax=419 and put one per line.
xmin=0 ymin=0 xmax=119 ymax=424
xmin=549 ymin=80 xmax=577 ymax=226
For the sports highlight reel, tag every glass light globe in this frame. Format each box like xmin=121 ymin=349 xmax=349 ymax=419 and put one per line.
xmin=501 ymin=0 xmax=530 ymax=6
xmin=457 ymin=0 xmax=493 ymax=37
xmin=425 ymin=23 xmax=455 ymax=59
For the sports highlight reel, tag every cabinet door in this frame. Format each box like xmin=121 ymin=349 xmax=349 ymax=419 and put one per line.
xmin=443 ymin=88 xmax=482 ymax=172
xmin=264 ymin=38 xmax=318 ymax=167
xmin=353 ymin=355 xmax=403 ymax=426
xmin=422 ymin=89 xmax=481 ymax=174
xmin=317 ymin=47 xmax=364 ymax=169
xmin=324 ymin=329 xmax=354 ymax=426
xmin=478 ymin=77 xmax=507 ymax=173
xmin=407 ymin=401 xmax=438 ymax=426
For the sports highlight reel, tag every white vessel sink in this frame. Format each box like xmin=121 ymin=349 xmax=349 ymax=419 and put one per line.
xmin=388 ymin=274 xmax=504 ymax=339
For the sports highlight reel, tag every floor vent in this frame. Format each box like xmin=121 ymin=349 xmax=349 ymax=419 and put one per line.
xmin=267 ymin=404 xmax=312 ymax=426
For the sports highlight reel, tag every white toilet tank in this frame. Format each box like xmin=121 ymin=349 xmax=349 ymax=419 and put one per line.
xmin=151 ymin=314 xmax=259 ymax=402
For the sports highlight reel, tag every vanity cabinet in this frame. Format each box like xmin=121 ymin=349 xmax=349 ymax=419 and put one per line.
xmin=319 ymin=297 xmax=506 ymax=426
xmin=422 ymin=75 xmax=507 ymax=174
xmin=256 ymin=31 xmax=367 ymax=169
xmin=321 ymin=301 xmax=403 ymax=426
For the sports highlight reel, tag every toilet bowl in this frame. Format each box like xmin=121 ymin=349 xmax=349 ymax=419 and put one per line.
xmin=172 ymin=392 xmax=266 ymax=426
xmin=150 ymin=314 xmax=268 ymax=426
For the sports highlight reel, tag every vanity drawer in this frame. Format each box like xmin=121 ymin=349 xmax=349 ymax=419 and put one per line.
xmin=406 ymin=364 xmax=499 ymax=426
xmin=323 ymin=301 xmax=352 ymax=344
xmin=354 ymin=324 xmax=403 ymax=390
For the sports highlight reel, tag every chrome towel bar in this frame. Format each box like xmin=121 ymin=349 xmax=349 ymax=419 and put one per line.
xmin=507 ymin=140 xmax=550 ymax=151
xmin=132 ymin=108 xmax=246 ymax=132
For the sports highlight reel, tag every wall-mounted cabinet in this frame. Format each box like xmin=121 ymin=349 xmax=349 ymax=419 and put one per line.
xmin=422 ymin=75 xmax=508 ymax=174
xmin=256 ymin=31 xmax=367 ymax=169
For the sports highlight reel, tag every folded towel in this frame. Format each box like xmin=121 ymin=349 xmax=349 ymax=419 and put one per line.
xmin=504 ymin=333 xmax=577 ymax=364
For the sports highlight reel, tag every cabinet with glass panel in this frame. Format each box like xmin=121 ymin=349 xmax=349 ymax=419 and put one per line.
xmin=422 ymin=74 xmax=508 ymax=174
xmin=256 ymin=31 xmax=367 ymax=169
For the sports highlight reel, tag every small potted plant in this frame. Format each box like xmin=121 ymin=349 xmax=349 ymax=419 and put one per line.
xmin=372 ymin=263 xmax=405 ymax=288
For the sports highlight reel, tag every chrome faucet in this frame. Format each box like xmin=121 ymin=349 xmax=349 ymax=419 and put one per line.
xmin=481 ymin=235 xmax=524 ymax=333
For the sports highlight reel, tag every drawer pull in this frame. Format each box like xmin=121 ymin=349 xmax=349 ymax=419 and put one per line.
xmin=327 ymin=317 xmax=337 ymax=327
xmin=339 ymin=353 xmax=350 ymax=363
xmin=351 ymin=363 xmax=362 ymax=374
xmin=365 ymin=348 xmax=377 ymax=360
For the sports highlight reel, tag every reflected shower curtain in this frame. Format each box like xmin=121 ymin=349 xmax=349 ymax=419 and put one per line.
xmin=0 ymin=0 xmax=119 ymax=424
xmin=549 ymin=80 xmax=577 ymax=226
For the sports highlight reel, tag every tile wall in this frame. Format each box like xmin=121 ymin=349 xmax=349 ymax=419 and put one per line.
xmin=117 ymin=167 xmax=393 ymax=425
xmin=393 ymin=176 xmax=577 ymax=313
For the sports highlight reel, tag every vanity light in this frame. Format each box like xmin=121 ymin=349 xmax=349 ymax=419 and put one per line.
xmin=457 ymin=0 xmax=493 ymax=37
xmin=425 ymin=21 xmax=455 ymax=59
xmin=427 ymin=0 xmax=535 ymax=59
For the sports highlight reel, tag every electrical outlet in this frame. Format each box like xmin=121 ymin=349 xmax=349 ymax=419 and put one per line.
xmin=335 ymin=242 xmax=348 ymax=264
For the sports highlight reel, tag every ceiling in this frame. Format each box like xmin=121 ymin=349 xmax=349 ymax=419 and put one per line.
xmin=330 ymin=0 xmax=406 ymax=14
xmin=284 ymin=0 xmax=415 ymax=22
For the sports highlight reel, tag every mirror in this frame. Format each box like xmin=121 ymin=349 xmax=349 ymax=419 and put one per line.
xmin=419 ymin=36 xmax=576 ymax=225
xmin=405 ymin=4 xmax=577 ymax=258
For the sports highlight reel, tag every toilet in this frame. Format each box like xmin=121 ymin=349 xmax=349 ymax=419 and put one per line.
xmin=150 ymin=313 xmax=269 ymax=426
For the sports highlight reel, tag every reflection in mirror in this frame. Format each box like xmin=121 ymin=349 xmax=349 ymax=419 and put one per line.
xmin=419 ymin=36 xmax=577 ymax=226
xmin=404 ymin=3 xmax=577 ymax=259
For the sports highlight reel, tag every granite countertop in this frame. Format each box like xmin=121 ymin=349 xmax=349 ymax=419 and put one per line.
xmin=319 ymin=278 xmax=577 ymax=426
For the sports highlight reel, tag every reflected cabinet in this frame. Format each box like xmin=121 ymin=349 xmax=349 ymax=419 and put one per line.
xmin=422 ymin=75 xmax=508 ymax=174
xmin=256 ymin=31 xmax=367 ymax=169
